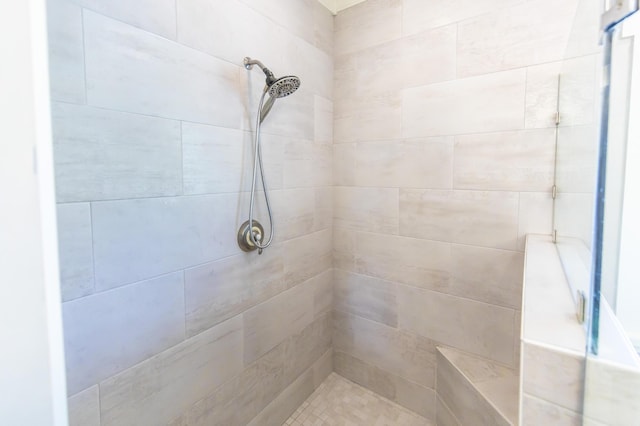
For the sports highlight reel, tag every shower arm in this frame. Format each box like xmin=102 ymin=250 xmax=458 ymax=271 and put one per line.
xmin=244 ymin=57 xmax=276 ymax=85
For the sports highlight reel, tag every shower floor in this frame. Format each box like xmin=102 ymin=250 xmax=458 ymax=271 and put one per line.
xmin=283 ymin=373 xmax=432 ymax=426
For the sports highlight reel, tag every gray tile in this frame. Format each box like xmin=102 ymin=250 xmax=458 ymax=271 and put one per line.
xmin=243 ymin=279 xmax=316 ymax=365
xmin=83 ymin=11 xmax=243 ymax=128
xmin=74 ymin=0 xmax=177 ymax=39
xmin=184 ymin=245 xmax=285 ymax=337
xmin=398 ymin=286 xmax=516 ymax=366
xmin=63 ymin=272 xmax=185 ymax=394
xmin=247 ymin=369 xmax=315 ymax=426
xmin=334 ymin=0 xmax=402 ymax=56
xmin=100 ymin=316 xmax=243 ymax=426
xmin=313 ymin=349 xmax=333 ymax=388
xmin=523 ymin=342 xmax=584 ymax=413
xmin=51 ymin=103 xmax=182 ymax=202
xmin=395 ymin=376 xmax=437 ymax=420
xmin=334 ymin=269 xmax=397 ymax=327
xmin=436 ymin=350 xmax=510 ymax=426
xmin=450 ymin=244 xmax=524 ymax=309
xmin=176 ymin=0 xmax=285 ymax=66
xmin=46 ymin=0 xmax=85 ymax=103
xmin=261 ymin=88 xmax=316 ymax=141
xmin=283 ymin=140 xmax=332 ymax=189
xmin=181 ymin=123 xmax=247 ymax=195
xmin=92 ymin=194 xmax=241 ymax=291
xmin=334 ymin=186 xmax=399 ymax=234
xmin=334 ymin=311 xmax=436 ymax=388
xmin=68 ymin=385 xmax=100 ymax=426
xmin=56 ymin=203 xmax=94 ymax=301
xmin=334 ymin=92 xmax=402 ymax=143
xmin=174 ymin=342 xmax=286 ymax=426
xmin=436 ymin=396 xmax=460 ymax=426
xmin=314 ymin=95 xmax=333 ymax=142
xmin=283 ymin=229 xmax=332 ymax=288
xmin=453 ymin=129 xmax=556 ymax=192
xmin=313 ymin=0 xmax=333 ymax=55
xmin=354 ymin=232 xmax=450 ymax=292
xmin=402 ymin=69 xmax=526 ymax=138
xmin=456 ymin=0 xmax=576 ymax=77
xmin=312 ymin=269 xmax=333 ymax=319
xmin=402 ymin=0 xmax=515 ymax=36
xmin=283 ymin=313 xmax=332 ymax=387
xmin=522 ymin=394 xmax=582 ymax=426
xmin=333 ymin=351 xmax=396 ymax=401
xmin=399 ymin=189 xmax=520 ymax=251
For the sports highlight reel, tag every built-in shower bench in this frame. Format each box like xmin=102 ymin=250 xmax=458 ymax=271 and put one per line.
xmin=436 ymin=346 xmax=518 ymax=425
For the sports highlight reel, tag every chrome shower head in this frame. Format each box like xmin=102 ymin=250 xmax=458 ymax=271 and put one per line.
xmin=244 ymin=57 xmax=301 ymax=123
xmin=268 ymin=76 xmax=301 ymax=98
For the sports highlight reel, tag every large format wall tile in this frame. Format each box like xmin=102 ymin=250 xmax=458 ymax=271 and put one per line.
xmin=402 ymin=25 xmax=456 ymax=89
xmin=334 ymin=269 xmax=397 ymax=327
xmin=334 ymin=186 xmax=399 ymax=234
xmin=57 ymin=203 xmax=94 ymax=301
xmin=525 ymin=61 xmax=562 ymax=129
xmin=73 ymin=0 xmax=177 ymax=39
xmin=402 ymin=69 xmax=526 ymax=138
xmin=352 ymin=139 xmax=453 ymax=189
xmin=83 ymin=11 xmax=243 ymax=128
xmin=402 ymin=0 xmax=517 ymax=36
xmin=68 ymin=385 xmax=100 ymax=426
xmin=523 ymin=342 xmax=584 ymax=413
xmin=177 ymin=0 xmax=284 ymax=68
xmin=436 ymin=350 xmax=510 ymax=426
xmin=100 ymin=316 xmax=243 ymax=426
xmin=399 ymin=189 xmax=520 ymax=250
xmin=334 ymin=92 xmax=402 ymax=143
xmin=243 ymin=279 xmax=316 ymax=365
xmin=450 ymin=244 xmax=524 ymax=309
xmin=453 ymin=129 xmax=556 ymax=192
xmin=283 ymin=140 xmax=332 ymax=189
xmin=284 ymin=229 xmax=332 ymax=287
xmin=355 ymin=232 xmax=450 ymax=291
xmin=182 ymin=123 xmax=249 ymax=195
xmin=314 ymin=95 xmax=333 ymax=143
xmin=522 ymin=394 xmax=582 ymax=426
xmin=398 ymin=285 xmax=516 ymax=365
xmin=333 ymin=350 xmax=436 ymax=419
xmin=172 ymin=342 xmax=287 ymax=426
xmin=46 ymin=0 xmax=85 ymax=103
xmin=184 ymin=245 xmax=285 ymax=337
xmin=173 ymin=316 xmax=330 ymax=426
xmin=456 ymin=0 xmax=577 ymax=77
xmin=518 ymin=192 xmax=553 ymax=250
xmin=92 ymin=194 xmax=241 ymax=290
xmin=334 ymin=0 xmax=402 ymax=56
xmin=247 ymin=369 xmax=315 ymax=426
xmin=334 ymin=311 xmax=436 ymax=388
xmin=52 ymin=103 xmax=182 ymax=202
xmin=63 ymin=272 xmax=185 ymax=394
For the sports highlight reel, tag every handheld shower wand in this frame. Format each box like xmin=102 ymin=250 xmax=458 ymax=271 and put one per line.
xmin=237 ymin=57 xmax=301 ymax=254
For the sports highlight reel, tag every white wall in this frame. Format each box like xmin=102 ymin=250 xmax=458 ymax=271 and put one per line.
xmin=0 ymin=0 xmax=68 ymax=425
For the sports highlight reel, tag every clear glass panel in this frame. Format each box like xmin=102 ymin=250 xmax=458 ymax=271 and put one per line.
xmin=583 ymin=9 xmax=640 ymax=425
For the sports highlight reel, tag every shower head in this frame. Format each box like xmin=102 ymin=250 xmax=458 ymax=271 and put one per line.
xmin=244 ymin=57 xmax=301 ymax=123
xmin=268 ymin=76 xmax=301 ymax=98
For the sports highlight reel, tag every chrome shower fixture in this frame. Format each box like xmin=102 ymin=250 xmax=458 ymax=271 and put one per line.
xmin=243 ymin=57 xmax=301 ymax=123
xmin=238 ymin=57 xmax=301 ymax=255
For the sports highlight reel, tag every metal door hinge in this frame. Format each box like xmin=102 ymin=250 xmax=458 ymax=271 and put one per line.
xmin=552 ymin=185 xmax=557 ymax=199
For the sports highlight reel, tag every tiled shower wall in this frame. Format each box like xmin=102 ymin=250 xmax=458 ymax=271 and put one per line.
xmin=332 ymin=0 xmax=583 ymax=420
xmin=48 ymin=0 xmax=334 ymax=424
